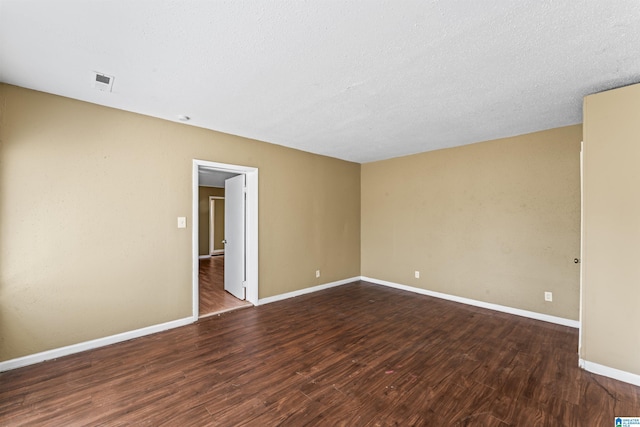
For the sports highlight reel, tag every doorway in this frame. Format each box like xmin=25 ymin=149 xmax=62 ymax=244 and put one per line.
xmin=192 ymin=160 xmax=259 ymax=320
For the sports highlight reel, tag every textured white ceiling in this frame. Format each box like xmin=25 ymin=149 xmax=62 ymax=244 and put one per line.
xmin=1 ymin=1 xmax=639 ymax=163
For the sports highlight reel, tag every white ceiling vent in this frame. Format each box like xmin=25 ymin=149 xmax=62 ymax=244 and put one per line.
xmin=93 ymin=72 xmax=114 ymax=92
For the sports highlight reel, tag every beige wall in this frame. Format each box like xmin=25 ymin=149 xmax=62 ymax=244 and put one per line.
xmin=198 ymin=186 xmax=225 ymax=255
xmin=0 ymin=84 xmax=361 ymax=361
xmin=362 ymin=125 xmax=582 ymax=320
xmin=213 ymin=196 xmax=225 ymax=251
xmin=582 ymin=83 xmax=640 ymax=375
xmin=0 ymin=83 xmax=595 ymax=366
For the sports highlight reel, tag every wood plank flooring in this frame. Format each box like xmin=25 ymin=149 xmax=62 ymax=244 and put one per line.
xmin=199 ymin=255 xmax=252 ymax=317
xmin=1 ymin=281 xmax=639 ymax=426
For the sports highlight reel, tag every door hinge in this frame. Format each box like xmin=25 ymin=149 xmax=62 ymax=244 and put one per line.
xmin=242 ymin=281 xmax=247 ymax=288
xmin=243 ymin=186 xmax=247 ymax=193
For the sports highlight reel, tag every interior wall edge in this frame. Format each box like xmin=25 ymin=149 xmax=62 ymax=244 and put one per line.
xmin=579 ymin=359 xmax=640 ymax=388
xmin=0 ymin=317 xmax=194 ymax=373
xmin=362 ymin=276 xmax=580 ymax=328
xmin=257 ymin=276 xmax=360 ymax=305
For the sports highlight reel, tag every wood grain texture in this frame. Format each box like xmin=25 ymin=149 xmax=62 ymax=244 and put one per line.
xmin=199 ymin=255 xmax=251 ymax=317
xmin=1 ymin=281 xmax=638 ymax=426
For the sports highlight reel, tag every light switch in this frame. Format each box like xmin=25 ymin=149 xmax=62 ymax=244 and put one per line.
xmin=177 ymin=217 xmax=187 ymax=228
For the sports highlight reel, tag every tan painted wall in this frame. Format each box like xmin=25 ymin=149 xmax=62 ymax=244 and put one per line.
xmin=582 ymin=83 xmax=640 ymax=375
xmin=0 ymin=84 xmax=361 ymax=361
xmin=213 ymin=197 xmax=225 ymax=251
xmin=362 ymin=125 xmax=582 ymax=320
xmin=198 ymin=186 xmax=225 ymax=255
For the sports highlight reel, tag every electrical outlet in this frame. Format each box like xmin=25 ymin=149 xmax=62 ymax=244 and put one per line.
xmin=544 ymin=291 xmax=553 ymax=302
xmin=316 ymin=270 xmax=320 ymax=278
xmin=415 ymin=271 xmax=420 ymax=279
xmin=177 ymin=217 xmax=187 ymax=228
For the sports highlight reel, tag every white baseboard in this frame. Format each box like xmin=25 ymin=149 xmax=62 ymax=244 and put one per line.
xmin=0 ymin=317 xmax=194 ymax=372
xmin=361 ymin=276 xmax=580 ymax=329
xmin=211 ymin=250 xmax=224 ymax=255
xmin=198 ymin=255 xmax=211 ymax=259
xmin=579 ymin=359 xmax=640 ymax=387
xmin=258 ymin=277 xmax=359 ymax=305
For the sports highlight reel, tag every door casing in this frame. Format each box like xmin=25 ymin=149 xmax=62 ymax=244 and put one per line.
xmin=192 ymin=159 xmax=259 ymax=320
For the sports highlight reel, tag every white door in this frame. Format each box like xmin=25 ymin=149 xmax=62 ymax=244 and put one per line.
xmin=224 ymin=174 xmax=246 ymax=300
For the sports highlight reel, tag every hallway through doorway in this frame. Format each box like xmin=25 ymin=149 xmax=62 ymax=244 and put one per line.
xmin=199 ymin=255 xmax=252 ymax=317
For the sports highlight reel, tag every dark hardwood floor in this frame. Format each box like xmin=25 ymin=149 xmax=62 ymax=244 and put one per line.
xmin=1 ymin=281 xmax=638 ymax=426
xmin=199 ymin=255 xmax=252 ymax=317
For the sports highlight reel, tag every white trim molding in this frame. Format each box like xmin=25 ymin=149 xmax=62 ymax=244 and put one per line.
xmin=258 ymin=277 xmax=359 ymax=305
xmin=198 ymin=254 xmax=211 ymax=259
xmin=361 ymin=277 xmax=580 ymax=328
xmin=0 ymin=317 xmax=193 ymax=373
xmin=579 ymin=359 xmax=640 ymax=387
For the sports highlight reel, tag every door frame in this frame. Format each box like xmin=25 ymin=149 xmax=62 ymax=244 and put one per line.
xmin=209 ymin=196 xmax=225 ymax=255
xmin=578 ymin=141 xmax=584 ymax=358
xmin=192 ymin=159 xmax=259 ymax=320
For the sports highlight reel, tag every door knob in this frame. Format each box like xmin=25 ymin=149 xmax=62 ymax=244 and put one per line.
xmin=222 ymin=240 xmax=227 ymax=244
xmin=574 ymin=258 xmax=580 ymax=263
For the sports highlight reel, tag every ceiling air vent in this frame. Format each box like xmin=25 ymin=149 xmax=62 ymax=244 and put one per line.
xmin=93 ymin=72 xmax=114 ymax=92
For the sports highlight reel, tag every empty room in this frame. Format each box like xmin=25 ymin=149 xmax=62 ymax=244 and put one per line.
xmin=1 ymin=1 xmax=639 ymax=425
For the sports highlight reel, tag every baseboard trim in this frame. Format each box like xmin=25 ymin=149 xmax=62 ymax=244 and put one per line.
xmin=198 ymin=255 xmax=211 ymax=259
xmin=211 ymin=250 xmax=224 ymax=255
xmin=579 ymin=359 xmax=640 ymax=387
xmin=0 ymin=317 xmax=194 ymax=372
xmin=361 ymin=276 xmax=580 ymax=329
xmin=258 ymin=277 xmax=360 ymax=305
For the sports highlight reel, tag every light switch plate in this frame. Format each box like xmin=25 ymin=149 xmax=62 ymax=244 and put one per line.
xmin=177 ymin=217 xmax=187 ymax=228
